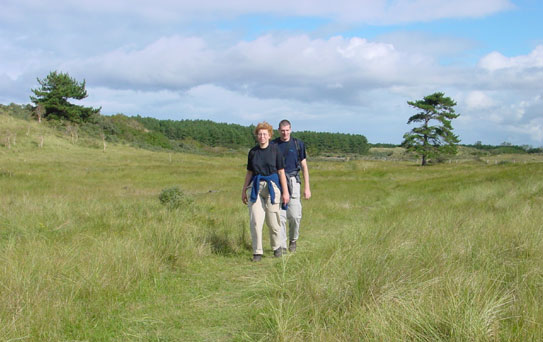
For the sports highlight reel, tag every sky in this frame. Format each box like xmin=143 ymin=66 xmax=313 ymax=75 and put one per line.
xmin=1 ymin=0 xmax=543 ymax=145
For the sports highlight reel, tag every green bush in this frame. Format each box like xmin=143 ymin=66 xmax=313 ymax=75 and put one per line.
xmin=158 ymin=186 xmax=193 ymax=209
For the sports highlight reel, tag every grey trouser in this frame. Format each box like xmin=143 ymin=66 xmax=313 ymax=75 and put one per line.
xmin=249 ymin=181 xmax=282 ymax=255
xmin=279 ymin=175 xmax=302 ymax=248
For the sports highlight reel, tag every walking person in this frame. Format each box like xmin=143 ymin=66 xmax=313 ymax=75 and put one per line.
xmin=242 ymin=122 xmax=290 ymax=262
xmin=272 ymin=119 xmax=311 ymax=253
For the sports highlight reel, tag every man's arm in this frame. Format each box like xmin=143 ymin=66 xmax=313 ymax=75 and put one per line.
xmin=300 ymin=159 xmax=311 ymax=199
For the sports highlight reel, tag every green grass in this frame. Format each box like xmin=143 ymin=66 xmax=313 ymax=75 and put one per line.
xmin=2 ymin=113 xmax=543 ymax=341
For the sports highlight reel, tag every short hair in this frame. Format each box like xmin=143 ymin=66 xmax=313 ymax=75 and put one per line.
xmin=254 ymin=121 xmax=273 ymax=137
xmin=278 ymin=119 xmax=291 ymax=129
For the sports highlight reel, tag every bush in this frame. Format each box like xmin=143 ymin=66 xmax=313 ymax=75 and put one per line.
xmin=158 ymin=186 xmax=193 ymax=209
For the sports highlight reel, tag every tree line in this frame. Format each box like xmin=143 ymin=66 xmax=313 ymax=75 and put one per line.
xmin=7 ymin=70 xmax=541 ymax=159
xmin=133 ymin=117 xmax=256 ymax=148
xmin=133 ymin=116 xmax=370 ymax=154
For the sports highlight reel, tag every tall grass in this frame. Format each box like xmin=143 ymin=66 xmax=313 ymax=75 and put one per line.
xmin=1 ymin=113 xmax=543 ymax=340
xmin=255 ymin=161 xmax=543 ymax=341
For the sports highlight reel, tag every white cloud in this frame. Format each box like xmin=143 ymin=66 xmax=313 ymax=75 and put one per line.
xmin=518 ymin=121 xmax=543 ymax=142
xmin=65 ymin=34 xmax=437 ymax=106
xmin=21 ymin=32 xmax=543 ymax=145
xmin=5 ymin=0 xmax=543 ymax=145
xmin=479 ymin=45 xmax=543 ymax=71
xmin=478 ymin=51 xmax=510 ymax=71
xmin=469 ymin=46 xmax=543 ymax=97
xmin=64 ymin=36 xmax=219 ymax=90
xmin=456 ymin=93 xmax=543 ymax=144
xmin=87 ymin=84 xmax=366 ymax=128
xmin=514 ymin=95 xmax=543 ymax=123
xmin=465 ymin=91 xmax=495 ymax=110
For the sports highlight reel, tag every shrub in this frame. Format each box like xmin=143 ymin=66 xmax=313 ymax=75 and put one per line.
xmin=158 ymin=186 xmax=193 ymax=209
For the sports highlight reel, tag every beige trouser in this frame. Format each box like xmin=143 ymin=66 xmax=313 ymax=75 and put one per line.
xmin=249 ymin=180 xmax=282 ymax=255
xmin=279 ymin=175 xmax=302 ymax=248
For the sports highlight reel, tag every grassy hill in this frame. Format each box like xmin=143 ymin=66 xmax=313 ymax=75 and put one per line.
xmin=2 ymin=112 xmax=543 ymax=340
xmin=1 ymin=103 xmax=373 ymax=156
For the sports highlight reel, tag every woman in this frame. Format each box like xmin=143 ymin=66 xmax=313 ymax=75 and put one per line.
xmin=242 ymin=122 xmax=290 ymax=262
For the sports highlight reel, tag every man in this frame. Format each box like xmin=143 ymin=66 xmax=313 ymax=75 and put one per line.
xmin=272 ymin=119 xmax=311 ymax=252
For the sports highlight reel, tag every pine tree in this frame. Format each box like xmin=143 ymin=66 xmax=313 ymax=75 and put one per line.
xmin=30 ymin=71 xmax=100 ymax=123
xmin=402 ymin=92 xmax=460 ymax=165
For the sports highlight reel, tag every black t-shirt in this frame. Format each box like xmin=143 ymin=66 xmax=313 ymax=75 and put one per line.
xmin=247 ymin=144 xmax=285 ymax=176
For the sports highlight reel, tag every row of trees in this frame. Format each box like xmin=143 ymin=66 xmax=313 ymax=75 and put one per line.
xmin=27 ymin=71 xmax=371 ymax=155
xmin=295 ymin=131 xmax=369 ymax=155
xmin=133 ymin=116 xmax=370 ymax=154
xmin=24 ymin=71 xmax=512 ymax=164
xmin=133 ymin=117 xmax=256 ymax=148
xmin=7 ymin=100 xmax=536 ymax=156
xmin=468 ymin=141 xmax=543 ymax=154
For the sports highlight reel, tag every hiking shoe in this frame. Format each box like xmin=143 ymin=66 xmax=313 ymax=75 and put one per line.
xmin=252 ymin=254 xmax=262 ymax=262
xmin=273 ymin=248 xmax=283 ymax=258
xmin=289 ymin=240 xmax=297 ymax=252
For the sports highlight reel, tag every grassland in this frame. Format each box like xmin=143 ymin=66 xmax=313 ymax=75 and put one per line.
xmin=1 ymin=113 xmax=543 ymax=341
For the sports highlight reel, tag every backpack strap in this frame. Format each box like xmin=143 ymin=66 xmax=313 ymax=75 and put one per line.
xmin=292 ymin=138 xmax=302 ymax=169
xmin=293 ymin=138 xmax=301 ymax=160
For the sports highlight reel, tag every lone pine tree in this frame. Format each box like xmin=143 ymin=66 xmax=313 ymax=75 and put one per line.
xmin=30 ymin=71 xmax=100 ymax=123
xmin=402 ymin=92 xmax=460 ymax=166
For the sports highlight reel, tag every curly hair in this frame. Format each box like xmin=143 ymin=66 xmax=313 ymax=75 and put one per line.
xmin=254 ymin=121 xmax=273 ymax=137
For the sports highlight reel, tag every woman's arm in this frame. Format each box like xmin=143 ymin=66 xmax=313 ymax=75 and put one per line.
xmin=278 ymin=169 xmax=290 ymax=205
xmin=242 ymin=170 xmax=253 ymax=204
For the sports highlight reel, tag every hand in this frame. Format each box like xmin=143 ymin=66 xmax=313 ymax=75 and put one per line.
xmin=282 ymin=192 xmax=290 ymax=205
xmin=304 ymin=188 xmax=311 ymax=200
xmin=242 ymin=191 xmax=248 ymax=205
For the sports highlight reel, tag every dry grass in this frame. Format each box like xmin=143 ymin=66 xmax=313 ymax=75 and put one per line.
xmin=2 ymin=113 xmax=543 ymax=341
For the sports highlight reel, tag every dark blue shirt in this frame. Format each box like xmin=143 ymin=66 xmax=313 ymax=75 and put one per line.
xmin=272 ymin=138 xmax=306 ymax=174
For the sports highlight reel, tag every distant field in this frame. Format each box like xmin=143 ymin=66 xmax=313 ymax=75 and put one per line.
xmin=366 ymin=146 xmax=543 ymax=164
xmin=2 ymin=113 xmax=543 ymax=341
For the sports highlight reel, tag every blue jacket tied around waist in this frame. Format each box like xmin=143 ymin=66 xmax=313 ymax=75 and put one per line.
xmin=250 ymin=173 xmax=287 ymax=210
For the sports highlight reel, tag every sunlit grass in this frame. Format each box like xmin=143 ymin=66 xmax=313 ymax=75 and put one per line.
xmin=253 ymin=161 xmax=543 ymax=341
xmin=2 ymin=113 xmax=543 ymax=341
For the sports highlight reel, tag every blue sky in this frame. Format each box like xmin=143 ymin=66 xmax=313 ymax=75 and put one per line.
xmin=1 ymin=0 xmax=543 ymax=145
